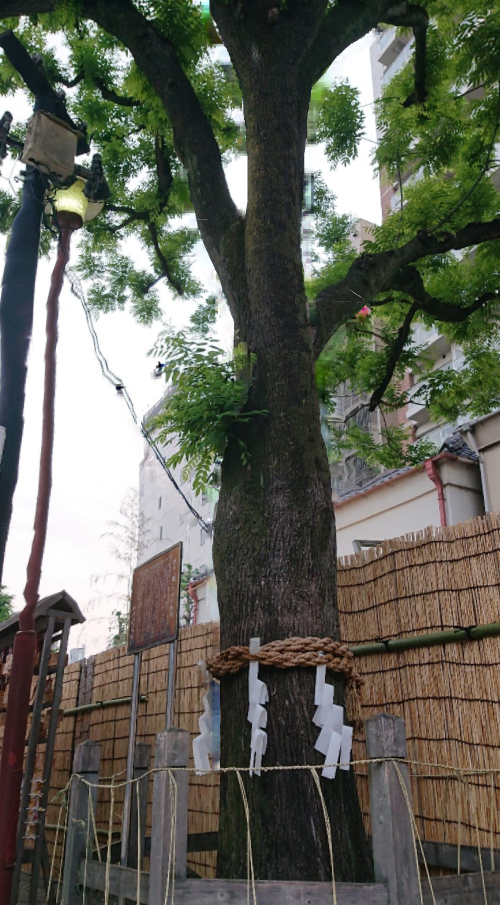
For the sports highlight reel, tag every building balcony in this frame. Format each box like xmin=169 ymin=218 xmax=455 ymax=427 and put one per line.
xmin=377 ymin=27 xmax=411 ymax=68
xmin=406 ymin=355 xmax=465 ymax=422
xmin=381 ymin=39 xmax=414 ymax=87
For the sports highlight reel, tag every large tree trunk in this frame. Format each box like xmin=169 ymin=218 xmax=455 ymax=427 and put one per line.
xmin=212 ymin=35 xmax=372 ymax=881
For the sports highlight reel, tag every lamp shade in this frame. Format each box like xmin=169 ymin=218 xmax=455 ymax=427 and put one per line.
xmin=54 ymin=179 xmax=88 ymax=220
xmin=52 ymin=178 xmax=104 ymax=223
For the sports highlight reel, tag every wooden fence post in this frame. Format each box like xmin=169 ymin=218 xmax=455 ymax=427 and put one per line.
xmin=366 ymin=712 xmax=420 ymax=905
xmin=60 ymin=740 xmax=101 ymax=905
xmin=128 ymin=742 xmax=151 ymax=870
xmin=124 ymin=742 xmax=151 ymax=905
xmin=149 ymin=729 xmax=189 ymax=905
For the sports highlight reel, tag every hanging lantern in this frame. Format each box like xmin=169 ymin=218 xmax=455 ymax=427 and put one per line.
xmin=49 ymin=177 xmax=104 ymax=223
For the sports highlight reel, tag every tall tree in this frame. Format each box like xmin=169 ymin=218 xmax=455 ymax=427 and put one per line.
xmin=1 ymin=0 xmax=500 ymax=881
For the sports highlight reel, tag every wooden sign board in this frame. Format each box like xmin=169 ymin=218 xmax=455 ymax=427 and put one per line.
xmin=128 ymin=542 xmax=183 ymax=654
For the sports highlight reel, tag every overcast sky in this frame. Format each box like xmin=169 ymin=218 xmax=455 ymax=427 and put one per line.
xmin=1 ymin=33 xmax=381 ymax=654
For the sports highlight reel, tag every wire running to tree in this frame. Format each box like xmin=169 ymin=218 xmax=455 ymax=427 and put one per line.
xmin=65 ymin=268 xmax=209 ymax=532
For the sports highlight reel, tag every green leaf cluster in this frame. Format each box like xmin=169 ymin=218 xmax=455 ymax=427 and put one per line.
xmin=150 ymin=324 xmax=267 ymax=493
xmin=316 ymin=79 xmax=365 ymax=168
xmin=0 ymin=6 xmax=240 ymax=321
xmin=330 ymin=421 xmax=438 ymax=471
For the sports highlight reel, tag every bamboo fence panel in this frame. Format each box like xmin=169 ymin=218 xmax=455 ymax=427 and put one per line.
xmin=43 ymin=661 xmax=81 ymax=878
xmin=42 ymin=511 xmax=500 ymax=877
xmin=338 ymin=512 xmax=500 ymax=853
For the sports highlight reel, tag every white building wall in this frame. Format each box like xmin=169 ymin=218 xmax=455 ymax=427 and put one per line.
xmin=335 ymin=458 xmax=484 ymax=557
xmin=138 ymin=389 xmax=219 ymax=624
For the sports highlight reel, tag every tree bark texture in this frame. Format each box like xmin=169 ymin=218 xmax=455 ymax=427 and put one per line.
xmin=211 ymin=21 xmax=372 ymax=882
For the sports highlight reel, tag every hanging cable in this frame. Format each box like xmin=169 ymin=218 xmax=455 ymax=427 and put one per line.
xmin=65 ymin=267 xmax=209 ymax=531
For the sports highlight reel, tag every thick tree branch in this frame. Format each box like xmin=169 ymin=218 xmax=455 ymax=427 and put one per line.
xmin=313 ymin=216 xmax=500 ymax=358
xmin=390 ymin=266 xmax=500 ymax=322
xmin=368 ymin=301 xmax=418 ymax=411
xmin=366 ymin=268 xmax=500 ymax=413
xmin=56 ymin=71 xmax=85 ymax=88
xmin=147 ymin=221 xmax=185 ymax=296
xmin=383 ymin=2 xmax=429 ymax=106
xmin=82 ymin=2 xmax=238 ymax=239
xmin=301 ymin=0 xmax=396 ymax=87
xmin=93 ymin=76 xmax=140 ymax=107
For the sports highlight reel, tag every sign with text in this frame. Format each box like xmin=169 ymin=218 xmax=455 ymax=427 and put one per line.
xmin=128 ymin=542 xmax=183 ymax=654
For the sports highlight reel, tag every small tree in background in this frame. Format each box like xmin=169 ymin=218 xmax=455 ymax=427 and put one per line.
xmin=76 ymin=488 xmax=155 ymax=650
xmin=0 ymin=586 xmax=14 ymax=623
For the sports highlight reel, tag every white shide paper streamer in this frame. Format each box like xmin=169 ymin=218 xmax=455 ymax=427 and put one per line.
xmin=313 ymin=660 xmax=353 ymax=779
xmin=193 ymin=687 xmax=213 ymax=774
xmin=248 ymin=637 xmax=268 ymax=776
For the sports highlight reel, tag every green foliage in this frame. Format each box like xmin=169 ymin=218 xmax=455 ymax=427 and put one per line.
xmin=0 ymin=6 xmax=239 ymax=322
xmin=316 ymin=80 xmax=365 ymax=168
xmin=150 ymin=328 xmax=267 ymax=492
xmin=2 ymin=0 xmax=500 ymax=479
xmin=310 ymin=174 xmax=356 ymax=257
xmin=189 ymin=295 xmax=218 ymax=336
xmin=109 ymin=609 xmax=128 ymax=647
xmin=0 ymin=585 xmax=14 ymax=623
xmin=330 ymin=421 xmax=438 ymax=471
xmin=308 ymin=2 xmax=500 ymax=470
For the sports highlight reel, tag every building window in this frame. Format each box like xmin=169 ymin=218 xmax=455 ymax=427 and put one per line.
xmin=158 ymin=496 xmax=162 ymax=509
xmin=200 ymin=527 xmax=206 ymax=546
xmin=159 ymin=526 xmax=163 ymax=540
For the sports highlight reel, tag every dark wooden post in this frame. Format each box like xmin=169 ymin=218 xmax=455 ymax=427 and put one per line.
xmin=124 ymin=742 xmax=151 ymax=905
xmin=128 ymin=742 xmax=151 ymax=869
xmin=60 ymin=740 xmax=101 ymax=905
xmin=149 ymin=729 xmax=189 ymax=905
xmin=366 ymin=713 xmax=420 ymax=905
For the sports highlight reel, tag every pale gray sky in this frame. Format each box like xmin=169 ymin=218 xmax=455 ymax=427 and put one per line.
xmin=1 ymin=33 xmax=381 ymax=653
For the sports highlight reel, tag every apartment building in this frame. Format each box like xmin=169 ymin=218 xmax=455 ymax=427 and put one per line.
xmin=138 ymin=388 xmax=218 ymax=625
xmin=369 ymin=25 xmax=500 ymax=451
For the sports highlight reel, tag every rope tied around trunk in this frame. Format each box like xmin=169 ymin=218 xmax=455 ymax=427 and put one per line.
xmin=207 ymin=637 xmax=364 ymax=725
xmin=207 ymin=636 xmax=362 ymax=686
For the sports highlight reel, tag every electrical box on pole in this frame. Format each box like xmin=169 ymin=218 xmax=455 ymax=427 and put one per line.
xmin=21 ymin=111 xmax=83 ymax=187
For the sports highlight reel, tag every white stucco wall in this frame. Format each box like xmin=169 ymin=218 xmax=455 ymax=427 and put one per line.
xmin=467 ymin=410 xmax=500 ymax=514
xmin=335 ymin=457 xmax=484 ymax=557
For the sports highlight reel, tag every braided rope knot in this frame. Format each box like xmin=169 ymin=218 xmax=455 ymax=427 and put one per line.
xmin=207 ymin=636 xmax=364 ymax=690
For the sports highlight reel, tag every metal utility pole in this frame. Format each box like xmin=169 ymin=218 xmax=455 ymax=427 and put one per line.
xmin=0 ymin=31 xmax=89 ymax=583
xmin=0 ymin=32 xmax=92 ymax=903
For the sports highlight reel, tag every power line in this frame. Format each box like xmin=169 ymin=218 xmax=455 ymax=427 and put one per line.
xmin=65 ymin=267 xmax=209 ymax=532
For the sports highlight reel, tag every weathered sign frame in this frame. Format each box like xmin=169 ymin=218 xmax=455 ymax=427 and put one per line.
xmin=127 ymin=542 xmax=183 ymax=655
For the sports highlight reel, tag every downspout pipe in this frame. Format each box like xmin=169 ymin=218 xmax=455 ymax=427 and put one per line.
xmin=463 ymin=429 xmax=491 ymax=513
xmin=425 ymin=458 xmax=447 ymax=527
xmin=187 ymin=575 xmax=209 ymax=625
xmin=187 ymin=582 xmax=199 ymax=625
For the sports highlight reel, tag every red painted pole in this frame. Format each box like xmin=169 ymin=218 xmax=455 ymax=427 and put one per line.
xmin=0 ymin=212 xmax=81 ymax=904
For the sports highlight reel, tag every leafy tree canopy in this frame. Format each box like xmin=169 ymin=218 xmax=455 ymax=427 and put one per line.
xmin=0 ymin=0 xmax=499 ymax=480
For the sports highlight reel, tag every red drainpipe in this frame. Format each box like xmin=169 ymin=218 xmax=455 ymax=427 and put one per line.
xmin=187 ymin=582 xmax=199 ymax=625
xmin=187 ymin=576 xmax=209 ymax=625
xmin=425 ymin=458 xmax=447 ymax=527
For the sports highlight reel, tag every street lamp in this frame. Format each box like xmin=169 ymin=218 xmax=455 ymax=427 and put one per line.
xmin=0 ymin=148 xmax=108 ymax=904
xmin=0 ymin=30 xmax=91 ymax=585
